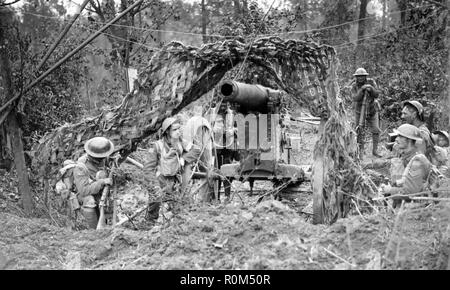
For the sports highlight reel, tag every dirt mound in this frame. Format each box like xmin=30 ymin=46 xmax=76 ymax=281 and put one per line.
xmin=1 ymin=194 xmax=448 ymax=270
xmin=1 ymin=118 xmax=448 ymax=270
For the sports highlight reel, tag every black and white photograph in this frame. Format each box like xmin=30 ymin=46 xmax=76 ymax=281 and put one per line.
xmin=0 ymin=0 xmax=449 ymax=274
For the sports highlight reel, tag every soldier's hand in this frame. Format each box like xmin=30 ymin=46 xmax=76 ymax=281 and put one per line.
xmin=102 ymin=178 xmax=113 ymax=186
xmin=362 ymin=84 xmax=373 ymax=91
xmin=167 ymin=148 xmax=178 ymax=158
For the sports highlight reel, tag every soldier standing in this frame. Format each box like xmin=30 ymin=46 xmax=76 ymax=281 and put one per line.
xmin=144 ymin=117 xmax=200 ymax=222
xmin=351 ymin=68 xmax=382 ymax=158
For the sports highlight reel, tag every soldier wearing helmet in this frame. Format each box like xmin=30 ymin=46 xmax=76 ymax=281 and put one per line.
xmin=401 ymin=101 xmax=429 ymax=135
xmin=144 ymin=116 xmax=201 ymax=222
xmin=430 ymin=130 xmax=449 ymax=176
xmin=400 ymin=100 xmax=436 ymax=161
xmin=350 ymin=67 xmax=382 ymax=158
xmin=380 ymin=124 xmax=431 ymax=207
xmin=432 ymin=130 xmax=449 ymax=148
xmin=73 ymin=137 xmax=115 ymax=228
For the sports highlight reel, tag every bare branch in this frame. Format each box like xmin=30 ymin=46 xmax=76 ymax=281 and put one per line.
xmin=423 ymin=0 xmax=448 ymax=9
xmin=89 ymin=0 xmax=105 ymax=22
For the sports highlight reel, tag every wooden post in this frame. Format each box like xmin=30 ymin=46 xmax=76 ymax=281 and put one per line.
xmin=0 ymin=8 xmax=34 ymax=214
xmin=312 ymin=119 xmax=326 ymax=224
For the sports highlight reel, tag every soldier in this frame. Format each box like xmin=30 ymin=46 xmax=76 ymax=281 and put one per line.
xmin=144 ymin=117 xmax=200 ymax=222
xmin=73 ymin=137 xmax=114 ymax=229
xmin=400 ymin=100 xmax=431 ymax=148
xmin=400 ymin=101 xmax=429 ymax=134
xmin=432 ymin=130 xmax=449 ymax=148
xmin=351 ymin=68 xmax=382 ymax=158
xmin=430 ymin=130 xmax=449 ymax=175
xmin=380 ymin=124 xmax=431 ymax=208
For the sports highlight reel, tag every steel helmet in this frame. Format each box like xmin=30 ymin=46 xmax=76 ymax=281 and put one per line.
xmin=433 ymin=130 xmax=449 ymax=144
xmin=403 ymin=100 xmax=424 ymax=121
xmin=353 ymin=68 xmax=369 ymax=76
xmin=392 ymin=124 xmax=422 ymax=142
xmin=84 ymin=137 xmax=114 ymax=158
xmin=161 ymin=117 xmax=179 ymax=134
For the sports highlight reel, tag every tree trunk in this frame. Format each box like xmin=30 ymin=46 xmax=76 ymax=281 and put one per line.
xmin=201 ymin=0 xmax=207 ymax=43
xmin=397 ymin=0 xmax=407 ymax=27
xmin=304 ymin=0 xmax=308 ymax=31
xmin=357 ymin=0 xmax=368 ymax=43
xmin=382 ymin=0 xmax=387 ymax=30
xmin=233 ymin=0 xmax=240 ymax=18
xmin=0 ymin=8 xmax=34 ymax=214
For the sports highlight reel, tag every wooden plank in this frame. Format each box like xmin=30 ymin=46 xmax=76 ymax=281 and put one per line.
xmin=312 ymin=119 xmax=326 ymax=224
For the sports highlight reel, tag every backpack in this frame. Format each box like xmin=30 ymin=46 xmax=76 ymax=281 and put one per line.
xmin=55 ymin=160 xmax=88 ymax=211
xmin=154 ymin=140 xmax=183 ymax=177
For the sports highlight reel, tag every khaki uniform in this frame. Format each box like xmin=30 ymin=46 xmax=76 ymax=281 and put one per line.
xmin=73 ymin=154 xmax=108 ymax=208
xmin=351 ymin=78 xmax=381 ymax=157
xmin=144 ymin=137 xmax=201 ymax=220
xmin=351 ymin=78 xmax=381 ymax=133
xmin=385 ymin=151 xmax=431 ymax=206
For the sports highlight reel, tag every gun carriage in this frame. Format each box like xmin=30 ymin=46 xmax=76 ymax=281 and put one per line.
xmin=208 ymin=80 xmax=307 ymax=199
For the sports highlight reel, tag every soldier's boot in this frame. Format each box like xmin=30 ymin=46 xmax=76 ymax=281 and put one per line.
xmin=82 ymin=207 xmax=98 ymax=229
xmin=372 ymin=133 xmax=382 ymax=158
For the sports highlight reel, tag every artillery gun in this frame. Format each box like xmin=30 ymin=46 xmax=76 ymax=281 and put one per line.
xmin=212 ymin=80 xmax=306 ymax=199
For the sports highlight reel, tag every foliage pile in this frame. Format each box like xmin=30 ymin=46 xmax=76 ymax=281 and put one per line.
xmin=31 ymin=36 xmax=377 ymax=224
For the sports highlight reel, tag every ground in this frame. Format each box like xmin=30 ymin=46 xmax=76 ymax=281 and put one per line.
xmin=0 ymin=121 xmax=449 ymax=270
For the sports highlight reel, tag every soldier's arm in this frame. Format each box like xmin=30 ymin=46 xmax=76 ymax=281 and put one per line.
xmin=351 ymin=85 xmax=364 ymax=102
xmin=401 ymin=157 xmax=429 ymax=195
xmin=73 ymin=166 xmax=105 ymax=198
xmin=368 ymin=79 xmax=380 ymax=98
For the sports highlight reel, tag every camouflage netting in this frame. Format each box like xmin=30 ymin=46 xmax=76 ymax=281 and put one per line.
xmin=31 ymin=36 xmax=377 ymax=224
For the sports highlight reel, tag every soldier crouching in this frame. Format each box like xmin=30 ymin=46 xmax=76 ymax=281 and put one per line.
xmin=73 ymin=137 xmax=114 ymax=229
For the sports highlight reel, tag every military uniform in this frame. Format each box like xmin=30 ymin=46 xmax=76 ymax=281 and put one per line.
xmin=144 ymin=136 xmax=201 ymax=221
xmin=385 ymin=151 xmax=431 ymax=207
xmin=350 ymin=70 xmax=382 ymax=158
xmin=351 ymin=78 xmax=381 ymax=131
xmin=73 ymin=137 xmax=115 ymax=229
xmin=73 ymin=154 xmax=109 ymax=207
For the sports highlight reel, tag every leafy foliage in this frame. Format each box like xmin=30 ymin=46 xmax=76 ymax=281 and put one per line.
xmin=1 ymin=0 xmax=89 ymax=148
xmin=336 ymin=1 xmax=448 ymax=131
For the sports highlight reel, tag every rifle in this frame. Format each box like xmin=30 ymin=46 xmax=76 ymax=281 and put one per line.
xmin=96 ymin=169 xmax=113 ymax=230
xmin=358 ymin=90 xmax=369 ymax=132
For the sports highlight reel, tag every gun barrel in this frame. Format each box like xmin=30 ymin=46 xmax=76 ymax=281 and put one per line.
xmin=220 ymin=80 xmax=278 ymax=110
